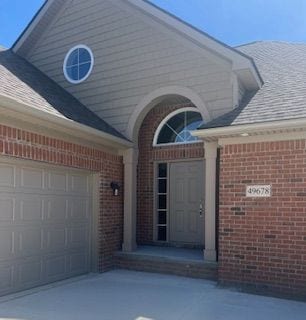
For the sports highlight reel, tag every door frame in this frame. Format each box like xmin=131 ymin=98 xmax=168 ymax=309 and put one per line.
xmin=153 ymin=158 xmax=205 ymax=245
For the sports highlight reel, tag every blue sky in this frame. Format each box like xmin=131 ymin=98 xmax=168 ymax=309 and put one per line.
xmin=1 ymin=0 xmax=305 ymax=48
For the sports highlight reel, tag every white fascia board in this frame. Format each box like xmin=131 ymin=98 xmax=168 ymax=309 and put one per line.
xmin=0 ymin=94 xmax=132 ymax=149
xmin=192 ymin=118 xmax=306 ymax=140
xmin=12 ymin=0 xmax=56 ymax=52
xmin=127 ymin=0 xmax=262 ymax=88
xmin=234 ymin=68 xmax=263 ymax=91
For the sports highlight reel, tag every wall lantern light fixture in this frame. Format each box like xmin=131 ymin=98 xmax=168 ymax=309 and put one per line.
xmin=110 ymin=182 xmax=120 ymax=196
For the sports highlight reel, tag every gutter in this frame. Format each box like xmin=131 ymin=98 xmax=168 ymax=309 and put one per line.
xmin=192 ymin=118 xmax=306 ymax=140
xmin=0 ymin=94 xmax=133 ymax=149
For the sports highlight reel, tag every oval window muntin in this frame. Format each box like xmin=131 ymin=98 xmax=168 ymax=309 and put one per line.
xmin=63 ymin=44 xmax=94 ymax=84
xmin=153 ymin=107 xmax=204 ymax=147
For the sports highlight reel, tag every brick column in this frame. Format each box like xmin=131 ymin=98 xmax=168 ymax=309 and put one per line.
xmin=204 ymin=141 xmax=218 ymax=261
xmin=122 ymin=148 xmax=138 ymax=252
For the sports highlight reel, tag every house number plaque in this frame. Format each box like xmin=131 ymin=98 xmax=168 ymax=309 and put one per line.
xmin=246 ymin=185 xmax=271 ymax=197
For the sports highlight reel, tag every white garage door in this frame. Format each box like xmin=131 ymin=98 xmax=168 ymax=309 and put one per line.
xmin=0 ymin=159 xmax=92 ymax=296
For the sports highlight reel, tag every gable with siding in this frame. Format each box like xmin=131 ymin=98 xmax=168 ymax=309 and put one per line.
xmin=18 ymin=0 xmax=245 ymax=139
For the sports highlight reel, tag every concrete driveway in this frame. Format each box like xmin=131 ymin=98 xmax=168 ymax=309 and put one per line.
xmin=0 ymin=270 xmax=305 ymax=320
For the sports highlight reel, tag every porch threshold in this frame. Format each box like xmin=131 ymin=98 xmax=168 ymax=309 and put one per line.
xmin=113 ymin=245 xmax=218 ymax=281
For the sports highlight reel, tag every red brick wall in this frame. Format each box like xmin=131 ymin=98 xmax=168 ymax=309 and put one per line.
xmin=137 ymin=104 xmax=204 ymax=244
xmin=219 ymin=140 xmax=306 ymax=294
xmin=0 ymin=124 xmax=123 ymax=272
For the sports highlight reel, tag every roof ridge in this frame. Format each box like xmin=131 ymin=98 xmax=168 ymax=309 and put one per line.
xmin=236 ymin=40 xmax=306 ymax=48
xmin=235 ymin=41 xmax=263 ymax=48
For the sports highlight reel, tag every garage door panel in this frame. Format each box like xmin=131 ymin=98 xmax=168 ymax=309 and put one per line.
xmin=45 ymin=255 xmax=67 ymax=280
xmin=48 ymin=172 xmax=67 ymax=192
xmin=0 ymin=263 xmax=14 ymax=293
xmin=46 ymin=198 xmax=67 ymax=221
xmin=0 ymin=229 xmax=14 ymax=259
xmin=0 ymin=198 xmax=15 ymax=222
xmin=17 ymin=258 xmax=43 ymax=287
xmin=20 ymin=198 xmax=43 ymax=221
xmin=0 ymin=164 xmax=16 ymax=187
xmin=21 ymin=168 xmax=44 ymax=190
xmin=69 ymin=226 xmax=89 ymax=247
xmin=46 ymin=228 xmax=67 ymax=251
xmin=17 ymin=228 xmax=43 ymax=255
xmin=69 ymin=253 xmax=88 ymax=274
xmin=70 ymin=174 xmax=89 ymax=194
xmin=0 ymin=160 xmax=92 ymax=296
xmin=69 ymin=199 xmax=89 ymax=220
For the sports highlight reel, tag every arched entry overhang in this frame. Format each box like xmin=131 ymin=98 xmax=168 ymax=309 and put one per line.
xmin=126 ymin=86 xmax=212 ymax=144
xmin=122 ymin=87 xmax=217 ymax=262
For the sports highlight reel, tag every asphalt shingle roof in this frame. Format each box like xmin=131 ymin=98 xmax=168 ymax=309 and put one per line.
xmin=0 ymin=49 xmax=126 ymax=140
xmin=200 ymin=41 xmax=306 ymax=129
xmin=1 ymin=41 xmax=305 ymax=136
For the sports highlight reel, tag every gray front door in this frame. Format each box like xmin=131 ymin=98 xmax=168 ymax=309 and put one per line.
xmin=169 ymin=161 xmax=204 ymax=244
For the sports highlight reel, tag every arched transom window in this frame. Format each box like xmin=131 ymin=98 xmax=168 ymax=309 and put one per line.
xmin=153 ymin=108 xmax=204 ymax=146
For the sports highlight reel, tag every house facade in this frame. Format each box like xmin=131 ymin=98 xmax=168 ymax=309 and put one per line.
xmin=0 ymin=0 xmax=305 ymax=297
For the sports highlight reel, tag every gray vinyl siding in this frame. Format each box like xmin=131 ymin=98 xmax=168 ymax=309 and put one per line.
xmin=16 ymin=0 xmax=66 ymax=57
xmin=24 ymin=0 xmax=235 ymax=137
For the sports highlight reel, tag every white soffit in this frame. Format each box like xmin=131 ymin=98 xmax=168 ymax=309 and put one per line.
xmin=192 ymin=118 xmax=306 ymax=142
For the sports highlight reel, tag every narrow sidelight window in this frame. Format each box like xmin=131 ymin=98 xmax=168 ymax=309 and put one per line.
xmin=157 ymin=163 xmax=168 ymax=241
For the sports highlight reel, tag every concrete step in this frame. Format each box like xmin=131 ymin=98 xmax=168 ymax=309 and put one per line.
xmin=113 ymin=251 xmax=218 ymax=281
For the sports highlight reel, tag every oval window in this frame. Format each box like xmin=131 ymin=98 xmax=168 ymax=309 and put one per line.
xmin=63 ymin=45 xmax=94 ymax=84
xmin=154 ymin=109 xmax=204 ymax=146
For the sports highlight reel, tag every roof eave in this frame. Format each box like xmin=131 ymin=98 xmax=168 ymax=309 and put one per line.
xmin=192 ymin=118 xmax=306 ymax=142
xmin=0 ymin=94 xmax=132 ymax=149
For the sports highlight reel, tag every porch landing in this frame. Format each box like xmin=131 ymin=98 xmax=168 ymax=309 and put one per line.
xmin=113 ymin=245 xmax=217 ymax=281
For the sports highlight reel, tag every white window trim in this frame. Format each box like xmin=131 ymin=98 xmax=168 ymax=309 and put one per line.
xmin=63 ymin=44 xmax=94 ymax=84
xmin=152 ymin=107 xmax=203 ymax=147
